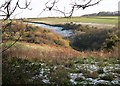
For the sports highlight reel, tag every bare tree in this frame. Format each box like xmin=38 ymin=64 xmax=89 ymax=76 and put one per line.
xmin=0 ymin=0 xmax=103 ymax=19
xmin=0 ymin=0 xmax=31 ymax=20
xmin=40 ymin=0 xmax=102 ymax=17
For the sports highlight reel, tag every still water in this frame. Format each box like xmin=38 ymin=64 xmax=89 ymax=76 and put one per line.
xmin=28 ymin=22 xmax=73 ymax=37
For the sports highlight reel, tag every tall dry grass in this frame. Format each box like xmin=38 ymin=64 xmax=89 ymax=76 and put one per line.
xmin=2 ymin=42 xmax=80 ymax=63
xmin=3 ymin=41 xmax=119 ymax=64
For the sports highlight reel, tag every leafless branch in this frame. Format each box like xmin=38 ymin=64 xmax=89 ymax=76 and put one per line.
xmin=1 ymin=33 xmax=21 ymax=53
xmin=0 ymin=0 xmax=31 ymax=53
xmin=38 ymin=0 xmax=59 ymax=17
xmin=69 ymin=0 xmax=102 ymax=17
xmin=40 ymin=0 xmax=102 ymax=17
xmin=0 ymin=0 xmax=31 ymax=20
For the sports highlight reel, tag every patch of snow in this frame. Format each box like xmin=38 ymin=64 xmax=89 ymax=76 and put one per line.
xmin=70 ymin=73 xmax=83 ymax=80
xmin=111 ymin=80 xmax=120 ymax=85
xmin=42 ymin=79 xmax=50 ymax=84
xmin=94 ymin=80 xmax=111 ymax=85
xmin=70 ymin=79 xmax=77 ymax=85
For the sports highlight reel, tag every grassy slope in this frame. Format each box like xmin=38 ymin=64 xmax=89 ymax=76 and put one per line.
xmin=2 ymin=22 xmax=81 ymax=62
xmin=28 ymin=16 xmax=118 ymax=24
xmin=2 ymin=22 xmax=70 ymax=47
xmin=3 ymin=41 xmax=80 ymax=60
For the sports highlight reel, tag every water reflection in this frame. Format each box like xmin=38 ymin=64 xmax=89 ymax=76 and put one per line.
xmin=28 ymin=22 xmax=73 ymax=37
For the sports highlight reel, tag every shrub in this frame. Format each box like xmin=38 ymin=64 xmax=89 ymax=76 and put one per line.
xmin=48 ymin=66 xmax=71 ymax=85
xmin=97 ymin=68 xmax=104 ymax=74
xmin=70 ymin=27 xmax=119 ymax=51
xmin=103 ymin=32 xmax=120 ymax=51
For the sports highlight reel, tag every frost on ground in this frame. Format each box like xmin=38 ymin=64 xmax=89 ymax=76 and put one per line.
xmin=3 ymin=57 xmax=120 ymax=85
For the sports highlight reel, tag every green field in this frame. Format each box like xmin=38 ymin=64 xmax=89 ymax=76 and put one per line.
xmin=28 ymin=16 xmax=118 ymax=25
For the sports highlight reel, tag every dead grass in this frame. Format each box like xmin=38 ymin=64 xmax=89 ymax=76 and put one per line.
xmin=2 ymin=21 xmax=70 ymax=47
xmin=3 ymin=41 xmax=119 ymax=64
xmin=3 ymin=42 xmax=80 ymax=63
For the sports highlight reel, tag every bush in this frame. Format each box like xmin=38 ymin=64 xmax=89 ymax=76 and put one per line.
xmin=70 ymin=27 xmax=119 ymax=51
xmin=103 ymin=32 xmax=120 ymax=51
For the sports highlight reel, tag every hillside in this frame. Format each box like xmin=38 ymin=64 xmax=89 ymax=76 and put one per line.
xmin=2 ymin=22 xmax=70 ymax=47
xmin=2 ymin=22 xmax=81 ymax=61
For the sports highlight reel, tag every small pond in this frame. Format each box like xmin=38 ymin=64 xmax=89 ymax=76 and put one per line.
xmin=28 ymin=22 xmax=73 ymax=37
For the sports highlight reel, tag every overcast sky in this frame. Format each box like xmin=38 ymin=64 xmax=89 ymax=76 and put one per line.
xmin=0 ymin=0 xmax=119 ymax=18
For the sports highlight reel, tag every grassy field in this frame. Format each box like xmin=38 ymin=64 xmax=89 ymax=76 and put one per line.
xmin=27 ymin=16 xmax=118 ymax=25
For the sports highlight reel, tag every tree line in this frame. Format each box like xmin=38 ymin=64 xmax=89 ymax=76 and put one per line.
xmin=82 ymin=11 xmax=119 ymax=16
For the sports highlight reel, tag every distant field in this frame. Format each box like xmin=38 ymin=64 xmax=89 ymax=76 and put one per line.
xmin=28 ymin=16 xmax=118 ymax=25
